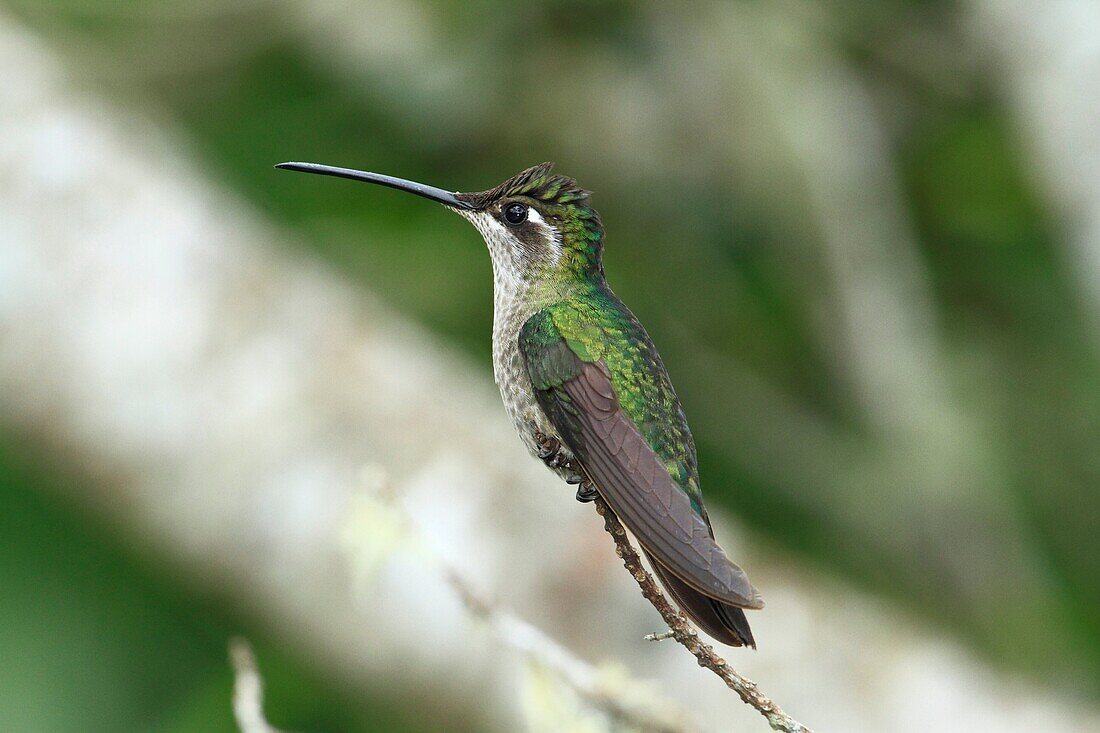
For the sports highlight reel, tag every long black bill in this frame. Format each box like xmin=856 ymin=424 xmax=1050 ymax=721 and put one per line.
xmin=275 ymin=162 xmax=475 ymax=210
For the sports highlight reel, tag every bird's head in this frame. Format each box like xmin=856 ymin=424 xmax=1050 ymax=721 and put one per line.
xmin=276 ymin=161 xmax=604 ymax=294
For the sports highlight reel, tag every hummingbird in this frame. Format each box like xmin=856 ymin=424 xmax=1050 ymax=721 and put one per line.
xmin=276 ymin=161 xmax=764 ymax=647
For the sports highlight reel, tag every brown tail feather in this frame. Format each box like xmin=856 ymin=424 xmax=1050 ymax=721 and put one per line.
xmin=646 ymin=551 xmax=757 ymax=649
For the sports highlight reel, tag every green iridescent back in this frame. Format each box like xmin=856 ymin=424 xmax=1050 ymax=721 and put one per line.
xmin=524 ymin=287 xmax=708 ymax=520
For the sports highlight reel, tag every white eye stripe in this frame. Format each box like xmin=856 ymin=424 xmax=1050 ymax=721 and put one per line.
xmin=526 ymin=206 xmax=546 ymax=226
xmin=523 ymin=206 xmax=562 ymax=258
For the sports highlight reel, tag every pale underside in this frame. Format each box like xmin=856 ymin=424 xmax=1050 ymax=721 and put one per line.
xmin=458 ymin=209 xmax=574 ymax=473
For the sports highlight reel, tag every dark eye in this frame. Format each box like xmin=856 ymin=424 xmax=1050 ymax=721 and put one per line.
xmin=504 ymin=202 xmax=528 ymax=225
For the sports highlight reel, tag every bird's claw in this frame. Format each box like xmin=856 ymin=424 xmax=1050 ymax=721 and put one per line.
xmin=535 ymin=427 xmax=594 ymax=502
xmin=534 ymin=430 xmax=567 ymax=469
xmin=575 ymin=481 xmax=598 ymax=503
xmin=534 ymin=430 xmax=556 ymax=454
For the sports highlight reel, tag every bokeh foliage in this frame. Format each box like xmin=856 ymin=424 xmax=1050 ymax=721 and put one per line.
xmin=0 ymin=435 xmax=439 ymax=733
xmin=3 ymin=0 xmax=1099 ymax=729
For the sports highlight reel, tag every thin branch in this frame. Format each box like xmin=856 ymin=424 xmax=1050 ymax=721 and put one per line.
xmin=232 ymin=473 xmax=809 ymax=733
xmin=593 ymin=497 xmax=814 ymax=733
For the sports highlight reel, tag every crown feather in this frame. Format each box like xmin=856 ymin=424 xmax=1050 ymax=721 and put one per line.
xmin=457 ymin=162 xmax=593 ymax=209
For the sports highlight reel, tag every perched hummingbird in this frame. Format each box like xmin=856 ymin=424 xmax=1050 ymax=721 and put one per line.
xmin=276 ymin=161 xmax=764 ymax=647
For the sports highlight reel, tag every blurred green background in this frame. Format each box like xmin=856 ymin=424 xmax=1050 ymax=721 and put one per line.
xmin=2 ymin=1 xmax=1098 ymax=731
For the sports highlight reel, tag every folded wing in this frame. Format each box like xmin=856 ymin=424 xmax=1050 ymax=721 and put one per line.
xmin=520 ymin=312 xmax=762 ymax=610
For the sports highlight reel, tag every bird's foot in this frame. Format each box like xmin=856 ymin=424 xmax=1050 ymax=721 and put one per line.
xmin=574 ymin=481 xmax=598 ymax=504
xmin=534 ymin=428 xmax=596 ymax=503
xmin=535 ymin=433 xmax=556 ymax=459
xmin=534 ymin=430 xmax=569 ymax=470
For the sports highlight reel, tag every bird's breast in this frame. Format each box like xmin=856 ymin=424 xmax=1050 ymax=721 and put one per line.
xmin=491 ymin=288 xmax=565 ymax=461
